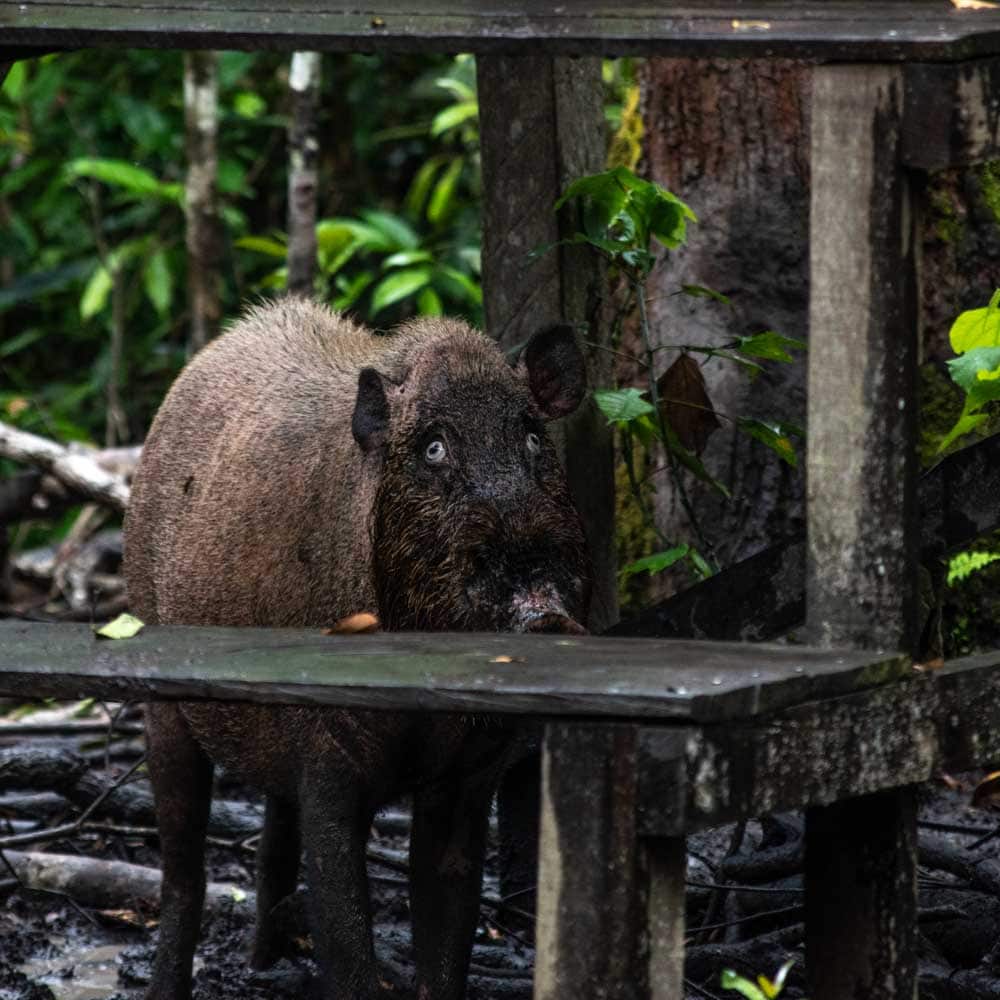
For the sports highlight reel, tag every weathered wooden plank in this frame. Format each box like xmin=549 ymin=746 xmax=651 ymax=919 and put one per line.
xmin=805 ymin=63 xmax=919 ymax=1000
xmin=535 ymin=722 xmax=648 ymax=1000
xmin=637 ymin=650 xmax=1000 ymax=836
xmin=0 ymin=620 xmax=908 ymax=721
xmin=478 ymin=54 xmax=616 ymax=633
xmin=5 ymin=2 xmax=1000 ymax=60
xmin=903 ymin=57 xmax=1000 ymax=170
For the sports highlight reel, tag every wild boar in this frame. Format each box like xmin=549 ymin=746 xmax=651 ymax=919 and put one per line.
xmin=124 ymin=297 xmax=591 ymax=1000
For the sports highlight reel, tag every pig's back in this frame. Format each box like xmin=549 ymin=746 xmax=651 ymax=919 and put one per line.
xmin=125 ymin=299 xmax=397 ymax=628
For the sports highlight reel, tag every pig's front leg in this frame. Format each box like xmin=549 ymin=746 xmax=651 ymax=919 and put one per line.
xmin=299 ymin=764 xmax=384 ymax=999
xmin=409 ymin=773 xmax=496 ymax=1000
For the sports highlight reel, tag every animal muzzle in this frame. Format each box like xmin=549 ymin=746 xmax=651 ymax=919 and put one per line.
xmin=509 ymin=590 xmax=587 ymax=635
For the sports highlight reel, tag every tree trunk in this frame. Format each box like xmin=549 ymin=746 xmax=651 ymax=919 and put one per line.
xmin=183 ymin=51 xmax=222 ymax=354
xmin=287 ymin=52 xmax=322 ymax=298
xmin=639 ymin=59 xmax=811 ymax=591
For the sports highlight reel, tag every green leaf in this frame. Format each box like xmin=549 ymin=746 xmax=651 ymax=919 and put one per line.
xmin=332 ymin=270 xmax=374 ymax=311
xmin=620 ymin=546 xmax=689 ymax=580
xmin=382 ymin=250 xmax=433 ymax=270
xmin=737 ymin=331 xmax=807 ymax=363
xmin=949 ymin=290 xmax=1000 ymax=353
xmin=94 ymin=613 xmax=145 ymax=640
xmin=936 ymin=410 xmax=989 ymax=453
xmin=681 ymin=283 xmax=731 ymax=305
xmin=1 ymin=60 xmax=27 ymax=102
xmin=688 ymin=547 xmax=715 ymax=579
xmin=143 ymin=248 xmax=172 ymax=316
xmin=0 ymin=328 xmax=46 ymax=359
xmin=430 ymin=100 xmax=478 ymax=137
xmin=736 ymin=418 xmax=799 ymax=467
xmin=416 ymin=286 xmax=443 ymax=316
xmin=948 ymin=550 xmax=1000 ymax=585
xmin=235 ymin=235 xmax=288 ymax=258
xmin=405 ymin=155 xmax=447 ymax=219
xmin=65 ymin=157 xmax=183 ymax=203
xmin=80 ymin=265 xmax=112 ymax=320
xmin=233 ymin=91 xmax=266 ymax=119
xmin=720 ymin=969 xmax=768 ymax=1000
xmin=361 ymin=210 xmax=420 ymax=251
xmin=427 ymin=157 xmax=464 ymax=226
xmin=594 ymin=388 xmax=654 ymax=425
xmin=369 ymin=267 xmax=432 ymax=315
xmin=434 ymin=77 xmax=476 ymax=102
xmin=946 ymin=346 xmax=1000 ymax=395
xmin=434 ymin=266 xmax=482 ymax=306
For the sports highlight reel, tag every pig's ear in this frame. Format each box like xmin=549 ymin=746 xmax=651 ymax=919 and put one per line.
xmin=352 ymin=368 xmax=390 ymax=452
xmin=519 ymin=324 xmax=587 ymax=421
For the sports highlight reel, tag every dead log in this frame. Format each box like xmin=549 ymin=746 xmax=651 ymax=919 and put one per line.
xmin=0 ymin=745 xmax=88 ymax=793
xmin=0 ymin=421 xmax=129 ymax=513
xmin=3 ymin=848 xmax=252 ymax=916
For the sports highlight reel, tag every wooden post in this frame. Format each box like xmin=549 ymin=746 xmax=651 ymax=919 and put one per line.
xmin=535 ymin=722 xmax=661 ymax=1000
xmin=477 ymin=54 xmax=616 ymax=633
xmin=805 ymin=64 xmax=919 ymax=1000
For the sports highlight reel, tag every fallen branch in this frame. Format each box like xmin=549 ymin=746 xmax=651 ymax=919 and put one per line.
xmin=0 ymin=421 xmax=130 ymax=513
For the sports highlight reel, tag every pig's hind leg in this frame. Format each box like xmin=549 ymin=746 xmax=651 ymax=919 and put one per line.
xmin=145 ymin=702 xmax=214 ymax=1000
xmin=251 ymin=793 xmax=301 ymax=968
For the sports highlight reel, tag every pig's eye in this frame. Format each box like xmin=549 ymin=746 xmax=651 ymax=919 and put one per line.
xmin=526 ymin=432 xmax=541 ymax=455
xmin=425 ymin=440 xmax=447 ymax=465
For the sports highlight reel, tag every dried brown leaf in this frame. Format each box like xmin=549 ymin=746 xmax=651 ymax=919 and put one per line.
xmin=912 ymin=657 xmax=945 ymax=673
xmin=657 ymin=354 xmax=720 ymax=455
xmin=972 ymin=771 xmax=1000 ymax=809
xmin=323 ymin=612 xmax=380 ymax=635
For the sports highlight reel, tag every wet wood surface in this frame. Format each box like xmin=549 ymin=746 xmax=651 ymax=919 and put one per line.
xmin=0 ymin=620 xmax=908 ymax=721
xmin=5 ymin=2 xmax=1000 ymax=60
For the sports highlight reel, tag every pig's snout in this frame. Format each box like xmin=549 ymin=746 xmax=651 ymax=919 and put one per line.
xmin=524 ymin=613 xmax=587 ymax=635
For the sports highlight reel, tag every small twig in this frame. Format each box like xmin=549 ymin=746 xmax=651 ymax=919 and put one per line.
xmin=689 ymin=904 xmax=803 ymax=937
xmin=687 ymin=879 xmax=803 ymax=895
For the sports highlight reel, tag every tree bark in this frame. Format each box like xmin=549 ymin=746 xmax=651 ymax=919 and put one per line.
xmin=287 ymin=52 xmax=322 ymax=298
xmin=639 ymin=59 xmax=811 ymax=589
xmin=183 ymin=51 xmax=223 ymax=353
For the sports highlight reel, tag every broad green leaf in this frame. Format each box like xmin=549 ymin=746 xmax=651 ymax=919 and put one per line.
xmin=80 ymin=265 xmax=112 ymax=320
xmin=417 ymin=286 xmax=443 ymax=316
xmin=65 ymin=158 xmax=183 ymax=203
xmin=430 ymin=100 xmax=478 ymax=137
xmin=361 ymin=210 xmax=420 ymax=251
xmin=434 ymin=77 xmax=476 ymax=102
xmin=434 ymin=266 xmax=482 ymax=306
xmin=370 ymin=266 xmax=432 ymax=315
xmin=950 ymin=290 xmax=1000 ymax=353
xmin=682 ymin=283 xmax=731 ymax=305
xmin=946 ymin=346 xmax=1000 ymax=394
xmin=936 ymin=410 xmax=989 ymax=453
xmin=720 ymin=969 xmax=768 ymax=1000
xmin=333 ymin=270 xmax=374 ymax=311
xmin=689 ymin=547 xmax=715 ymax=579
xmin=594 ymin=387 xmax=654 ymax=425
xmin=143 ymin=248 xmax=172 ymax=316
xmin=709 ymin=350 xmax=764 ymax=375
xmin=405 ymin=155 xmax=447 ymax=219
xmin=660 ymin=419 xmax=732 ymax=497
xmin=620 ymin=546 xmax=689 ymax=580
xmin=383 ymin=250 xmax=433 ymax=270
xmin=427 ymin=157 xmax=464 ymax=225
xmin=555 ymin=169 xmax=630 ymax=237
xmin=736 ymin=417 xmax=799 ymax=467
xmin=758 ymin=959 xmax=794 ymax=998
xmin=737 ymin=331 xmax=807 ymax=363
xmin=235 ymin=235 xmax=288 ymax=258
xmin=94 ymin=613 xmax=145 ymax=640
xmin=0 ymin=157 xmax=51 ymax=198
xmin=2 ymin=60 xmax=27 ymax=102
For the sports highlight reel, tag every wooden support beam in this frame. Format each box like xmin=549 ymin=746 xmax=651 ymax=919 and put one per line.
xmin=805 ymin=63 xmax=920 ymax=1000
xmin=478 ymin=53 xmax=616 ymax=634
xmin=535 ymin=722 xmax=651 ymax=1000
xmin=903 ymin=57 xmax=1000 ymax=170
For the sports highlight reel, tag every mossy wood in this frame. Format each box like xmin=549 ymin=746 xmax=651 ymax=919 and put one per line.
xmin=0 ymin=620 xmax=905 ymax=722
xmin=6 ymin=2 xmax=1000 ymax=59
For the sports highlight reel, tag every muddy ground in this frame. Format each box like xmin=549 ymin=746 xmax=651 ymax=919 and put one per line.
xmin=2 ymin=706 xmax=1000 ymax=1000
